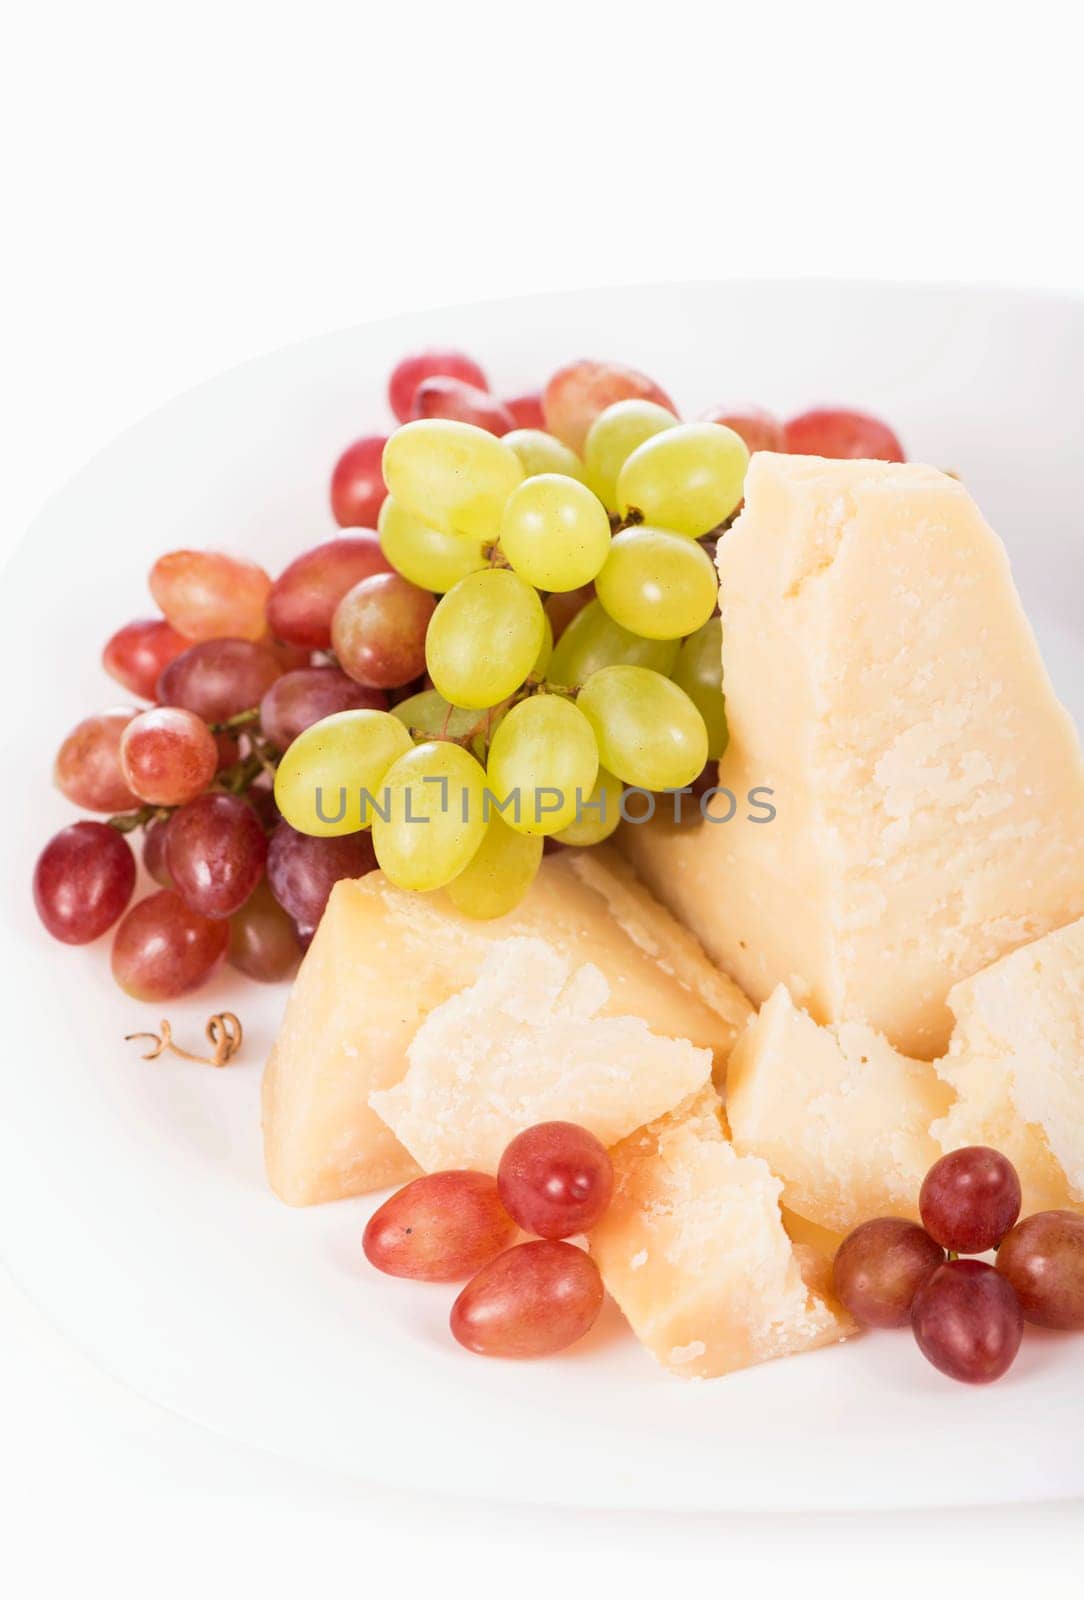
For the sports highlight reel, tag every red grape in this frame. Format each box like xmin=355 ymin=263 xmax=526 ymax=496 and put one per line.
xmin=259 ymin=666 xmax=386 ymax=752
xmin=497 ymin=1121 xmax=614 ymax=1238
xmin=996 ymin=1211 xmax=1084 ymax=1330
xmin=119 ymin=706 xmax=218 ymax=805
xmin=504 ymin=392 xmax=545 ymax=430
xmin=227 ymin=879 xmax=302 ymax=982
xmin=142 ymin=815 xmax=174 ymax=888
xmin=111 ymin=889 xmax=229 ymax=999
xmin=542 ymin=359 xmax=676 ymax=453
xmin=54 ymin=711 xmax=139 ymax=812
xmin=919 ymin=1146 xmax=1022 ymax=1254
xmin=388 ymin=349 xmax=489 ymax=423
xmin=265 ymin=535 xmax=392 ymax=651
xmin=164 ymin=792 xmax=267 ymax=919
xmin=831 ymin=1218 xmax=945 ymax=1328
xmin=33 ymin=821 xmax=136 ymax=944
xmin=700 ymin=404 xmax=784 ymax=454
xmin=149 ymin=551 xmax=273 ymax=643
xmin=450 ymin=1240 xmax=604 ymax=1357
xmin=156 ymin=638 xmax=282 ymax=722
xmin=363 ymin=1171 xmax=518 ymax=1281
xmin=329 ymin=434 xmax=390 ymax=529
xmin=783 ymin=408 xmax=905 ymax=462
xmin=911 ymin=1259 xmax=1023 ymax=1384
xmin=102 ymin=618 xmax=191 ymax=700
xmin=409 ymin=376 xmax=515 ymax=436
xmin=264 ymin=635 xmax=312 ymax=673
xmin=330 ymin=571 xmax=435 ymax=689
xmin=266 ymin=822 xmax=377 ymax=927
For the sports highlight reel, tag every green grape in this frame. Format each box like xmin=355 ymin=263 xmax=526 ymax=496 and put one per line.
xmin=583 ymin=399 xmax=679 ymax=511
xmin=617 ymin=421 xmax=749 ymax=538
xmin=486 ymin=694 xmax=599 ymax=836
xmin=503 ymin=429 xmax=586 ymax=482
xmin=446 ymin=812 xmax=544 ymax=919
xmin=273 ymin=708 xmax=413 ymax=837
xmin=595 ymin=526 xmax=717 ymax=640
xmin=576 ymin=666 xmax=708 ymax=790
xmin=426 ymin=569 xmax=546 ymax=709
xmin=382 ymin=419 xmax=524 ymax=540
xmin=672 ymin=617 xmax=729 ymax=759
xmin=378 ymin=497 xmax=487 ymax=593
xmin=548 ymin=598 xmax=679 ymax=687
xmin=498 ymin=474 xmax=612 ymax=593
xmin=553 ymin=767 xmax=624 ymax=846
xmin=371 ymin=740 xmax=488 ymax=890
xmin=534 ymin=611 xmax=554 ymax=678
xmin=392 ymin=689 xmax=484 ymax=742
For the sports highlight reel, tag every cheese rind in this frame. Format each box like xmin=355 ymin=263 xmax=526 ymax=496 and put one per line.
xmin=620 ymin=455 xmax=1084 ymax=1057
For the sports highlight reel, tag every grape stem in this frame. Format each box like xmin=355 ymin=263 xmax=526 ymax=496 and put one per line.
xmin=124 ymin=1012 xmax=243 ymax=1068
xmin=209 ymin=707 xmax=261 ymax=734
xmin=106 ymin=803 xmax=170 ymax=834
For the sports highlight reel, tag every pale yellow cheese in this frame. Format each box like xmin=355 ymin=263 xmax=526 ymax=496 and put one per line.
xmin=620 ymin=454 xmax=1084 ymax=1057
xmin=370 ymin=938 xmax=712 ymax=1172
xmin=727 ymin=985 xmax=953 ymax=1232
xmin=262 ymin=847 xmax=751 ymax=1205
xmin=589 ymin=1090 xmax=854 ymax=1379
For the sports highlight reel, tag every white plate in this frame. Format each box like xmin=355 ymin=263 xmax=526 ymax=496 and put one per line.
xmin=3 ymin=281 xmax=1083 ymax=1515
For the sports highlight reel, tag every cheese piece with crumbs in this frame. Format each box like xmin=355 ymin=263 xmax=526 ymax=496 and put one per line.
xmin=262 ymin=847 xmax=750 ymax=1205
xmin=620 ymin=454 xmax=1084 ymax=1057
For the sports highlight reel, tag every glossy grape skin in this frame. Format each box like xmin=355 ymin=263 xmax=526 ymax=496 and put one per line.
xmin=391 ymin=688 xmax=490 ymax=745
xmin=363 ymin=1171 xmax=518 ymax=1281
xmin=111 ymin=889 xmax=229 ymax=999
xmin=266 ymin=822 xmax=377 ymax=927
xmin=542 ymin=360 xmax=676 ymax=454
xmin=451 ymin=1240 xmax=604 ymax=1357
xmin=156 ymin=637 xmax=282 ymax=722
xmin=329 ymin=434 xmax=389 ymax=528
xmin=583 ymin=398 xmax=679 ymax=510
xmin=911 ymin=1259 xmax=1023 ymax=1384
xmin=996 ymin=1211 xmax=1084 ymax=1330
xmin=227 ymin=879 xmax=302 ymax=982
xmin=371 ymin=740 xmax=488 ymax=891
xmin=445 ymin=813 xmax=544 ymax=919
xmin=498 ymin=1122 xmax=614 ymax=1238
xmin=164 ymin=792 xmax=267 ymax=919
xmin=378 ymin=497 xmax=487 ymax=593
xmin=388 ymin=349 xmax=489 ymax=423
xmin=672 ymin=617 xmax=728 ymax=759
xmin=486 ymin=694 xmax=599 ymax=836
xmin=33 ymin=822 xmax=136 ymax=944
xmin=142 ymin=815 xmax=174 ymax=888
xmin=102 ymin=618 xmax=191 ymax=700
xmin=498 ymin=474 xmax=612 ymax=592
xmin=783 ymin=408 xmax=905 ymax=462
xmin=831 ymin=1218 xmax=945 ymax=1328
xmin=266 ymin=534 xmax=392 ymax=651
xmin=919 ymin=1147 xmax=1022 ymax=1254
xmin=54 ymin=711 xmax=139 ymax=812
xmin=577 ymin=665 xmax=708 ymax=791
xmin=504 ymin=392 xmax=545 ymax=430
xmin=149 ymin=550 xmax=272 ymax=643
xmin=700 ymin=404 xmax=784 ymax=454
xmin=502 ymin=428 xmax=586 ymax=482
xmin=382 ymin=419 xmax=525 ymax=541
xmin=595 ymin=526 xmax=718 ymax=641
xmin=547 ymin=597 xmax=677 ymax=687
xmin=330 ymin=571 xmax=436 ymax=690
xmin=259 ymin=666 xmax=386 ymax=752
xmin=273 ymin=708 xmax=413 ymax=836
xmin=410 ymin=376 xmax=515 ymax=436
xmin=119 ymin=706 xmax=219 ymax=805
xmin=553 ymin=767 xmax=624 ymax=847
xmin=426 ymin=569 xmax=546 ymax=710
xmin=617 ymin=422 xmax=749 ymax=539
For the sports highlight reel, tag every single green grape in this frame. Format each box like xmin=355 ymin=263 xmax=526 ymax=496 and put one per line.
xmin=672 ymin=617 xmax=729 ymax=759
xmin=486 ymin=693 xmax=599 ymax=836
xmin=583 ymin=399 xmax=678 ymax=511
xmin=547 ymin=598 xmax=679 ymax=687
xmin=553 ymin=767 xmax=624 ymax=846
xmin=426 ymin=569 xmax=546 ymax=709
xmin=503 ymin=429 xmax=586 ymax=482
xmin=273 ymin=709 xmax=413 ymax=837
xmin=378 ymin=497 xmax=487 ymax=593
xmin=382 ymin=419 xmax=524 ymax=541
xmin=445 ymin=812 xmax=544 ymax=919
xmin=498 ymin=474 xmax=612 ymax=593
xmin=594 ymin=526 xmax=717 ymax=640
xmin=617 ymin=421 xmax=748 ymax=538
xmin=391 ymin=689 xmax=484 ymax=742
xmin=576 ymin=665 xmax=708 ymax=790
xmin=371 ymin=740 xmax=488 ymax=890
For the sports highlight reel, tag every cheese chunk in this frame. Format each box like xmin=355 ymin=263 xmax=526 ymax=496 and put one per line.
xmin=370 ymin=939 xmax=712 ymax=1172
xmin=620 ymin=454 xmax=1084 ymax=1057
xmin=589 ymin=1091 xmax=854 ymax=1379
xmin=262 ymin=847 xmax=750 ymax=1205
xmin=727 ymin=986 xmax=953 ymax=1232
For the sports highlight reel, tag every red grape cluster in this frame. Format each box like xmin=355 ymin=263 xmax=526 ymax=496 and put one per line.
xmin=364 ymin=1121 xmax=614 ymax=1358
xmin=833 ymin=1146 xmax=1084 ymax=1383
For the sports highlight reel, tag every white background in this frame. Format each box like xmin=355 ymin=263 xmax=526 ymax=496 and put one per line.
xmin=1 ymin=1 xmax=1081 ymax=1593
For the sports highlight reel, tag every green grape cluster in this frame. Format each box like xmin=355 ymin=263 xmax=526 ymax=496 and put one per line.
xmin=275 ymin=406 xmax=743 ymax=918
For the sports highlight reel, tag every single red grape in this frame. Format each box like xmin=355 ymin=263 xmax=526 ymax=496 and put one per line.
xmin=700 ymin=404 xmax=784 ymax=454
xmin=111 ymin=889 xmax=229 ymax=999
xmin=329 ymin=434 xmax=390 ymax=528
xmin=782 ymin=407 xmax=905 ymax=462
xmin=227 ymin=879 xmax=302 ymax=982
xmin=265 ymin=534 xmax=392 ymax=651
xmin=142 ymin=815 xmax=175 ymax=888
xmin=54 ymin=711 xmax=139 ymax=812
xmin=388 ymin=349 xmax=489 ymax=423
xmin=102 ymin=618 xmax=191 ymax=700
xmin=149 ymin=550 xmax=272 ymax=643
xmin=156 ymin=638 xmax=282 ymax=722
xmin=996 ymin=1211 xmax=1084 ymax=1330
xmin=363 ymin=1171 xmax=518 ymax=1281
xmin=409 ymin=376 xmax=515 ymax=436
xmin=266 ymin=822 xmax=377 ymax=927
xmin=919 ymin=1146 xmax=1022 ymax=1254
xmin=330 ymin=571 xmax=435 ymax=689
xmin=259 ymin=666 xmax=386 ymax=752
xmin=911 ymin=1259 xmax=1023 ymax=1384
xmin=542 ymin=359 xmax=676 ymax=453
xmin=164 ymin=792 xmax=267 ymax=919
xmin=450 ymin=1240 xmax=604 ymax=1357
xmin=33 ymin=821 xmax=136 ymax=944
xmin=831 ymin=1217 xmax=945 ymax=1328
xmin=497 ymin=1121 xmax=614 ymax=1238
xmin=119 ymin=706 xmax=218 ymax=805
xmin=504 ymin=392 xmax=545 ymax=430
